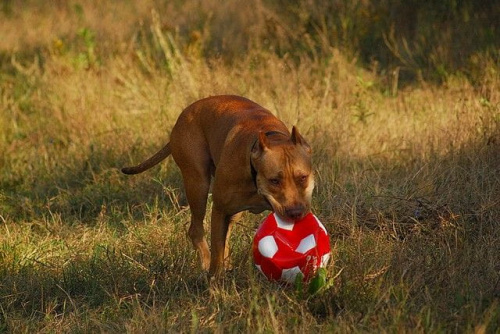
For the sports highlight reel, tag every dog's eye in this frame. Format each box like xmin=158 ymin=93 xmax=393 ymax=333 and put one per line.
xmin=268 ymin=178 xmax=281 ymax=186
xmin=297 ymin=174 xmax=308 ymax=184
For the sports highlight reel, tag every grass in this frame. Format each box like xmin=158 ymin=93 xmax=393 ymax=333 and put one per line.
xmin=1 ymin=1 xmax=500 ymax=332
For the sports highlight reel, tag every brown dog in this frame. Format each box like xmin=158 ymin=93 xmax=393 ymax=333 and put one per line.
xmin=122 ymin=95 xmax=314 ymax=276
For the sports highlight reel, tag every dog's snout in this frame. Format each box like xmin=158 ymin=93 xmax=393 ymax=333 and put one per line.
xmin=285 ymin=205 xmax=306 ymax=221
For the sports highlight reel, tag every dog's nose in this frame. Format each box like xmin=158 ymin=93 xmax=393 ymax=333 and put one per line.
xmin=285 ymin=206 xmax=306 ymax=221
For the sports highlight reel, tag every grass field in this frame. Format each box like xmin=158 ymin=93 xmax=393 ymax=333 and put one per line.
xmin=1 ymin=1 xmax=499 ymax=332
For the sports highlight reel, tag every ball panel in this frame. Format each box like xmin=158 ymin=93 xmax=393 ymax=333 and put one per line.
xmin=254 ymin=214 xmax=277 ymax=239
xmin=258 ymin=235 xmax=279 ymax=258
xmin=259 ymin=256 xmax=284 ymax=280
xmin=273 ymin=213 xmax=295 ymax=231
xmin=315 ymin=229 xmax=331 ymax=258
xmin=311 ymin=214 xmax=327 ymax=233
xmin=321 ymin=253 xmax=331 ymax=267
xmin=295 ymin=234 xmax=317 ymax=254
xmin=281 ymin=266 xmax=303 ymax=284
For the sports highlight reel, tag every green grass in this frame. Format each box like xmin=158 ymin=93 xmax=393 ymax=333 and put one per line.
xmin=1 ymin=1 xmax=500 ymax=332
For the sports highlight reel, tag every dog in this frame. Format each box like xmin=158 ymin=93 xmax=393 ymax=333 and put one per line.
xmin=122 ymin=95 xmax=314 ymax=276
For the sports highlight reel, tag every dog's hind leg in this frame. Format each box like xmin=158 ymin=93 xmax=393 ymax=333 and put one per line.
xmin=182 ymin=170 xmax=211 ymax=271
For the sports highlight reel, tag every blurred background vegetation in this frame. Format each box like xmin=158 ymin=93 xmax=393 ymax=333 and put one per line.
xmin=1 ymin=0 xmax=499 ymax=85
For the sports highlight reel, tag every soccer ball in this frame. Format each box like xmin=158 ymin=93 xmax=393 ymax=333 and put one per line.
xmin=253 ymin=212 xmax=331 ymax=284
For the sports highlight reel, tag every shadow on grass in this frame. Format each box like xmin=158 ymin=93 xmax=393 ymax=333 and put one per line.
xmin=312 ymin=132 xmax=500 ymax=329
xmin=1 ymin=141 xmax=186 ymax=226
xmin=313 ymin=129 xmax=500 ymax=238
xmin=0 ymin=242 xmax=210 ymax=323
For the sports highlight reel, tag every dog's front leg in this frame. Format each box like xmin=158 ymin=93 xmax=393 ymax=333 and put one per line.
xmin=209 ymin=208 xmax=239 ymax=277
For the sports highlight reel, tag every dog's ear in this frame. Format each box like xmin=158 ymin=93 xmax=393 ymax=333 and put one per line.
xmin=291 ymin=126 xmax=312 ymax=154
xmin=251 ymin=131 xmax=269 ymax=158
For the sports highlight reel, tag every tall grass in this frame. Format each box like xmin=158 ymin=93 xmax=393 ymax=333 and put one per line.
xmin=1 ymin=1 xmax=499 ymax=332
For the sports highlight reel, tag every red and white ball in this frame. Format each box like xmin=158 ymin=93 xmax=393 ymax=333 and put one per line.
xmin=253 ymin=212 xmax=331 ymax=284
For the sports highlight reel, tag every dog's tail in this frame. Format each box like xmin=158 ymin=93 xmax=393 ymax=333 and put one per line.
xmin=121 ymin=142 xmax=172 ymax=175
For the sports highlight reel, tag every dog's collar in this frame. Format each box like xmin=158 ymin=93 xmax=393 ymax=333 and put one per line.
xmin=250 ymin=130 xmax=288 ymax=188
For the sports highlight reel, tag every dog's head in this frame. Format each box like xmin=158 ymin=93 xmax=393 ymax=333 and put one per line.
xmin=251 ymin=126 xmax=314 ymax=222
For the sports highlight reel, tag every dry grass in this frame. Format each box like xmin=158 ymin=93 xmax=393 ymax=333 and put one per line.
xmin=1 ymin=1 xmax=499 ymax=332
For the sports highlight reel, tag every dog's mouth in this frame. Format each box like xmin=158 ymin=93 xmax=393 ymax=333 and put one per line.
xmin=263 ymin=193 xmax=309 ymax=222
xmin=276 ymin=206 xmax=309 ymax=222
